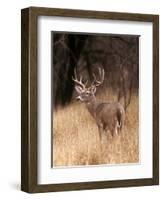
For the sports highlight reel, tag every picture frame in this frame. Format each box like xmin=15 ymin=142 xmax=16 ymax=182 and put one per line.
xmin=21 ymin=6 xmax=159 ymax=193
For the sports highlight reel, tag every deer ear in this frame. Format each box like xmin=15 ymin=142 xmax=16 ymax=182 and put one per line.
xmin=75 ymin=85 xmax=83 ymax=94
xmin=91 ymin=86 xmax=96 ymax=94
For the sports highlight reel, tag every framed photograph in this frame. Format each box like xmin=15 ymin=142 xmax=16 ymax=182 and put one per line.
xmin=21 ymin=7 xmax=159 ymax=193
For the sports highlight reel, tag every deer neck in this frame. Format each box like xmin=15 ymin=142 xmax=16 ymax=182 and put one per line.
xmin=85 ymin=97 xmax=97 ymax=119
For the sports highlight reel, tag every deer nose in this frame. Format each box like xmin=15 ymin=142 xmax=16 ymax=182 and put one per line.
xmin=76 ymin=96 xmax=81 ymax=101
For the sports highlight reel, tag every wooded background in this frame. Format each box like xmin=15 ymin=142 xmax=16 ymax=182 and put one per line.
xmin=52 ymin=32 xmax=139 ymax=110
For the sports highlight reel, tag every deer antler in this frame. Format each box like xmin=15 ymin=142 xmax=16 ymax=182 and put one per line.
xmin=72 ymin=67 xmax=105 ymax=94
xmin=72 ymin=69 xmax=88 ymax=91
xmin=91 ymin=67 xmax=105 ymax=88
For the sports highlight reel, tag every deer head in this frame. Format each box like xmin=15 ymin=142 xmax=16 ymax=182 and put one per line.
xmin=72 ymin=67 xmax=105 ymax=103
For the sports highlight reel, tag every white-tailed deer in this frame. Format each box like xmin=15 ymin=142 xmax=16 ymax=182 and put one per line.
xmin=72 ymin=67 xmax=125 ymax=140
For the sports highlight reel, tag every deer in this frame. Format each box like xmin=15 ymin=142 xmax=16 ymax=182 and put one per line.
xmin=72 ymin=67 xmax=125 ymax=141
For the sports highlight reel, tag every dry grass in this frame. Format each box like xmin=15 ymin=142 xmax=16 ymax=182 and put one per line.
xmin=53 ymin=91 xmax=139 ymax=167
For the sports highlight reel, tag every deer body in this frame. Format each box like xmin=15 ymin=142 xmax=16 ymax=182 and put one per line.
xmin=73 ymin=67 xmax=125 ymax=140
xmin=85 ymin=96 xmax=125 ymax=139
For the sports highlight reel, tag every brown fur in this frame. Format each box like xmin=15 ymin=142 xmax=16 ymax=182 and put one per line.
xmin=85 ymin=96 xmax=125 ymax=139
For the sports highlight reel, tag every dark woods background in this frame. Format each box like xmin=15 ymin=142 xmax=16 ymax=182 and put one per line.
xmin=52 ymin=32 xmax=139 ymax=110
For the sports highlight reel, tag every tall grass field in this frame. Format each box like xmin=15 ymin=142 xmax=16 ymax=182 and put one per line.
xmin=53 ymin=91 xmax=139 ymax=167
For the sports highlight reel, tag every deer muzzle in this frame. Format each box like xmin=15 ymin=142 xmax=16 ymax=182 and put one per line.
xmin=76 ymin=96 xmax=83 ymax=101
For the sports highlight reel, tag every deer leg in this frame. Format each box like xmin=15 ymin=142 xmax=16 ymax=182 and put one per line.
xmin=98 ymin=124 xmax=103 ymax=141
xmin=110 ymin=124 xmax=117 ymax=137
xmin=96 ymin=120 xmax=103 ymax=140
xmin=111 ymin=129 xmax=115 ymax=137
xmin=97 ymin=123 xmax=104 ymax=162
xmin=103 ymin=125 xmax=110 ymax=140
xmin=115 ymin=126 xmax=118 ymax=135
xmin=111 ymin=119 xmax=119 ymax=137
